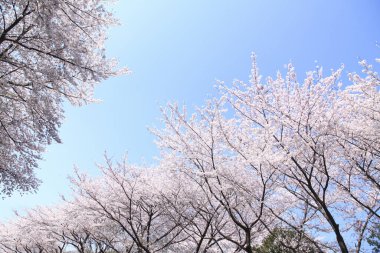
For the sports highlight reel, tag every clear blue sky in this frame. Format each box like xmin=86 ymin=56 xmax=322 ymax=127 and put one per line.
xmin=1 ymin=0 xmax=380 ymax=221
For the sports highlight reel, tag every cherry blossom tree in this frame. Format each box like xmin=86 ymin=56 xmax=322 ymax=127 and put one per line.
xmin=69 ymin=157 xmax=194 ymax=253
xmin=0 ymin=0 xmax=127 ymax=196
xmin=153 ymin=103 xmax=282 ymax=252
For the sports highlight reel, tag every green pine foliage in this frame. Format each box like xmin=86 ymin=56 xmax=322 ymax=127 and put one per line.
xmin=368 ymin=225 xmax=380 ymax=253
xmin=257 ymin=228 xmax=319 ymax=253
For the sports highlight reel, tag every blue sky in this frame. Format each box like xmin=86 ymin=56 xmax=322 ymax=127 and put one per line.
xmin=1 ymin=0 xmax=380 ymax=221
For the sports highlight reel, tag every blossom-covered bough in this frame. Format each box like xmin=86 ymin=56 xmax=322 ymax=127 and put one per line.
xmin=0 ymin=0 xmax=127 ymax=196
xmin=0 ymin=56 xmax=379 ymax=253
